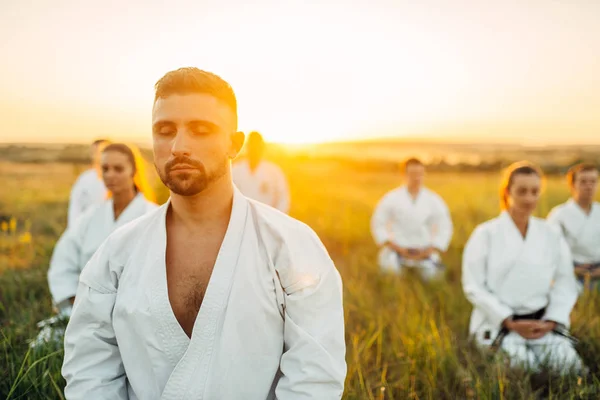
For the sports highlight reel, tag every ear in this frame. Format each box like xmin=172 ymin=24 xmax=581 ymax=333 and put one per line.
xmin=228 ymin=131 xmax=245 ymax=160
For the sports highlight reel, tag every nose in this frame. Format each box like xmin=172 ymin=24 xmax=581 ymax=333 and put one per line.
xmin=171 ymin=131 xmax=191 ymax=157
xmin=103 ymin=168 xmax=115 ymax=182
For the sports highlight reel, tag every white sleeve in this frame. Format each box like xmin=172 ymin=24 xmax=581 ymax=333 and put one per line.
xmin=275 ymin=235 xmax=346 ymax=399
xmin=62 ymin=237 xmax=127 ymax=399
xmin=67 ymin=178 xmax=84 ymax=228
xmin=370 ymin=194 xmax=394 ymax=247
xmin=462 ymin=226 xmax=513 ymax=328
xmin=274 ymin=168 xmax=291 ymax=214
xmin=430 ymin=197 xmax=453 ymax=252
xmin=47 ymin=220 xmax=85 ymax=307
xmin=544 ymin=235 xmax=578 ymax=326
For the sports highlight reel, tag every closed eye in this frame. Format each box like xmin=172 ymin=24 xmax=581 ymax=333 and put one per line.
xmin=153 ymin=121 xmax=176 ymax=137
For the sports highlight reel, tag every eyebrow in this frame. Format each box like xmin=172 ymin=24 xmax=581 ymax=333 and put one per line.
xmin=152 ymin=120 xmax=220 ymax=131
xmin=186 ymin=120 xmax=219 ymax=131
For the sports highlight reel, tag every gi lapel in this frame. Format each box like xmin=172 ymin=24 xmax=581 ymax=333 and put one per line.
xmin=160 ymin=188 xmax=249 ymax=399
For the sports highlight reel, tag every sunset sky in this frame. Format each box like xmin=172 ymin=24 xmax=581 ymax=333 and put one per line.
xmin=1 ymin=0 xmax=599 ymax=145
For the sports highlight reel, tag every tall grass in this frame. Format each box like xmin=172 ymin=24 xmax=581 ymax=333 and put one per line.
xmin=1 ymin=160 xmax=600 ymax=399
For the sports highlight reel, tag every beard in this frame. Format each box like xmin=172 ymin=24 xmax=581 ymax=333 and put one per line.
xmin=156 ymin=155 xmax=228 ymax=196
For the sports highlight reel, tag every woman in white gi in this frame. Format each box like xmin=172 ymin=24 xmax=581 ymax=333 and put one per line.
xmin=48 ymin=143 xmax=158 ymax=318
xmin=462 ymin=161 xmax=583 ymax=373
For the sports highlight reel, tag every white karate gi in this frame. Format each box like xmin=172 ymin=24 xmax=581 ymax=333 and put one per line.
xmin=67 ymin=168 xmax=107 ymax=227
xmin=547 ymin=200 xmax=600 ymax=265
xmin=371 ymin=186 xmax=453 ymax=279
xmin=232 ymin=159 xmax=290 ymax=213
xmin=62 ymin=187 xmax=346 ymax=399
xmin=462 ymin=211 xmax=583 ymax=372
xmin=48 ymin=193 xmax=157 ymax=316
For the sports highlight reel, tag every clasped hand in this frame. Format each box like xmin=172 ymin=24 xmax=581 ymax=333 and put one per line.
xmin=504 ymin=319 xmax=556 ymax=340
xmin=386 ymin=242 xmax=434 ymax=260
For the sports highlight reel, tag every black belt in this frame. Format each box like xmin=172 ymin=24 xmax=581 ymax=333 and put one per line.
xmin=489 ymin=307 xmax=578 ymax=352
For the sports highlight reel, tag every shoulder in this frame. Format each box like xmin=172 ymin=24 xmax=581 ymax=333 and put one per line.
xmin=464 ymin=217 xmax=499 ymax=253
xmin=72 ymin=201 xmax=106 ymax=230
xmin=70 ymin=169 xmax=93 ymax=191
xmin=143 ymin=198 xmax=160 ymax=212
xmin=79 ymin=205 xmax=164 ymax=291
xmin=472 ymin=216 xmax=502 ymax=237
xmin=422 ymin=187 xmax=446 ymax=204
xmin=547 ymin=202 xmax=568 ymax=219
xmin=250 ymin=200 xmax=323 ymax=247
xmin=78 ymin=169 xmax=97 ymax=183
xmin=379 ymin=187 xmax=403 ymax=202
xmin=248 ymin=200 xmax=337 ymax=292
xmin=532 ymin=216 xmax=562 ymax=241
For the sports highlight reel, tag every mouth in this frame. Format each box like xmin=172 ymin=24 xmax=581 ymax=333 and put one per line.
xmin=170 ymin=165 xmax=197 ymax=172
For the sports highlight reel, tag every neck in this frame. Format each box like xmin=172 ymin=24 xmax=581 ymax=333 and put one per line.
xmin=407 ymin=185 xmax=420 ymax=196
xmin=508 ymin=208 xmax=529 ymax=233
xmin=113 ymin=188 xmax=137 ymax=215
xmin=574 ymin=196 xmax=593 ymax=213
xmin=169 ymin=173 xmax=234 ymax=230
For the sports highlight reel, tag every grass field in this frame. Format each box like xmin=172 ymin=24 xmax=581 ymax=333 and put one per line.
xmin=2 ymin=159 xmax=600 ymax=399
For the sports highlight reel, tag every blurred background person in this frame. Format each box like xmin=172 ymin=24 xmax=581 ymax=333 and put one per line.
xmin=371 ymin=157 xmax=453 ymax=280
xmin=67 ymin=139 xmax=110 ymax=227
xmin=547 ymin=163 xmax=600 ymax=292
xmin=462 ymin=162 xmax=583 ymax=373
xmin=232 ymin=131 xmax=290 ymax=213
xmin=31 ymin=143 xmax=157 ymax=348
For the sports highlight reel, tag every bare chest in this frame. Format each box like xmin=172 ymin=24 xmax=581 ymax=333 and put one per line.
xmin=165 ymin=231 xmax=224 ymax=338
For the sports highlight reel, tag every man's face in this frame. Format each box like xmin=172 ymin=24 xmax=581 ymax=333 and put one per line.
xmin=405 ymin=164 xmax=425 ymax=188
xmin=573 ymin=169 xmax=599 ymax=203
xmin=152 ymin=93 xmax=243 ymax=196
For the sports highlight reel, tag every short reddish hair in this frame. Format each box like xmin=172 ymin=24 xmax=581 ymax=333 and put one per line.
xmin=154 ymin=67 xmax=238 ymax=127
xmin=567 ymin=163 xmax=598 ymax=188
xmin=401 ymin=157 xmax=424 ymax=172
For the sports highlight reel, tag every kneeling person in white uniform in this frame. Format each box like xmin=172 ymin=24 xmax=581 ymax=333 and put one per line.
xmin=547 ymin=163 xmax=600 ymax=291
xmin=462 ymin=162 xmax=583 ymax=373
xmin=371 ymin=158 xmax=453 ymax=280
xmin=62 ymin=68 xmax=346 ymax=399
xmin=232 ymin=131 xmax=290 ymax=213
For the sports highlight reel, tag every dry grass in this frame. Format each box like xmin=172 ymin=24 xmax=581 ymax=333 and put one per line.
xmin=1 ymin=159 xmax=600 ymax=399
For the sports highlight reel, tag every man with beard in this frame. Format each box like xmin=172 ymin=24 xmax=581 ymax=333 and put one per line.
xmin=61 ymin=67 xmax=346 ymax=399
xmin=547 ymin=163 xmax=600 ymax=291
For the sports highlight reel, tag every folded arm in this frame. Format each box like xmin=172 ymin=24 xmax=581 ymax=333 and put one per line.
xmin=462 ymin=227 xmax=513 ymax=328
